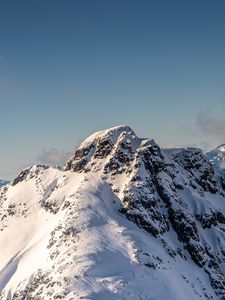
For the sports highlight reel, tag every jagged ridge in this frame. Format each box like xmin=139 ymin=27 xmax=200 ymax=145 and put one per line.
xmin=0 ymin=125 xmax=225 ymax=299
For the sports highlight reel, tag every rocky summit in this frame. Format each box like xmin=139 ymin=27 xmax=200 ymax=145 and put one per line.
xmin=0 ymin=125 xmax=225 ymax=299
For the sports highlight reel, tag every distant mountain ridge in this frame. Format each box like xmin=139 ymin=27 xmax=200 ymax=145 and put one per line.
xmin=206 ymin=144 xmax=225 ymax=175
xmin=216 ymin=144 xmax=225 ymax=152
xmin=0 ymin=179 xmax=9 ymax=187
xmin=0 ymin=126 xmax=225 ymax=299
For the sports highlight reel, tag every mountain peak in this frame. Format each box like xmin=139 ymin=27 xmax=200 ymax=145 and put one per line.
xmin=1 ymin=126 xmax=225 ymax=299
xmin=65 ymin=125 xmax=157 ymax=173
xmin=78 ymin=125 xmax=136 ymax=149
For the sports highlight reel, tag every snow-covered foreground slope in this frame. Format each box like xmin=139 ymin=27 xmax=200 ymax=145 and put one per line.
xmin=0 ymin=126 xmax=225 ymax=299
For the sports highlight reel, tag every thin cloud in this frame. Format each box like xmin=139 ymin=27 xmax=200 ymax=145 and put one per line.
xmin=196 ymin=112 xmax=225 ymax=138
xmin=37 ymin=148 xmax=73 ymax=166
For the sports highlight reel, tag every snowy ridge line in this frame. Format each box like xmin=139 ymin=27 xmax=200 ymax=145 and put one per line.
xmin=0 ymin=125 xmax=225 ymax=299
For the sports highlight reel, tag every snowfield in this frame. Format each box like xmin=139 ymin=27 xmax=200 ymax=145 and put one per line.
xmin=0 ymin=126 xmax=225 ymax=299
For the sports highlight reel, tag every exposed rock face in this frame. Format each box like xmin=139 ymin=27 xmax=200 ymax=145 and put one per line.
xmin=12 ymin=165 xmax=49 ymax=186
xmin=66 ymin=126 xmax=225 ymax=298
xmin=1 ymin=125 xmax=225 ymax=299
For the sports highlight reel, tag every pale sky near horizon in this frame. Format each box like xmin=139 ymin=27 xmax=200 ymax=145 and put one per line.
xmin=1 ymin=0 xmax=225 ymax=179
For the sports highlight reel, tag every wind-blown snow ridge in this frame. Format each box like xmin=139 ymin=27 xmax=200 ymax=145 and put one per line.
xmin=77 ymin=125 xmax=136 ymax=149
xmin=0 ymin=126 xmax=225 ymax=299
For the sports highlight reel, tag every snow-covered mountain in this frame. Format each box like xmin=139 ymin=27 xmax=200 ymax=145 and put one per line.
xmin=0 ymin=125 xmax=225 ymax=299
xmin=206 ymin=145 xmax=225 ymax=174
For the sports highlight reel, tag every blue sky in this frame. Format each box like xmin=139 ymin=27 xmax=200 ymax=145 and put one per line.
xmin=1 ymin=0 xmax=225 ymax=179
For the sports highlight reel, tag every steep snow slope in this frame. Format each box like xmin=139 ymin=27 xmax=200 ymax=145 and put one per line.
xmin=0 ymin=126 xmax=225 ymax=299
